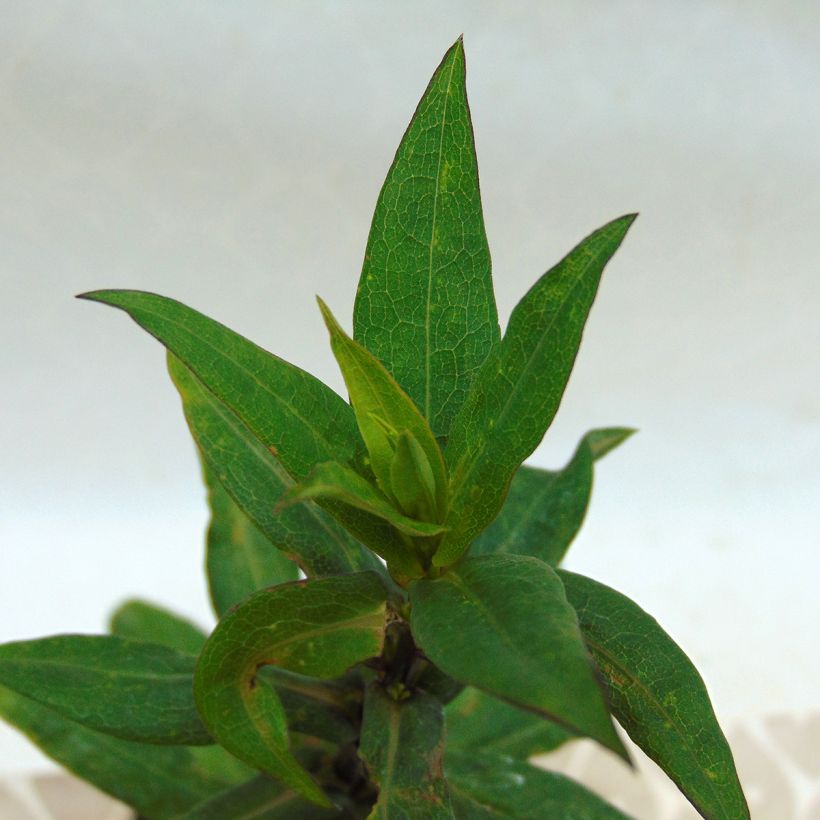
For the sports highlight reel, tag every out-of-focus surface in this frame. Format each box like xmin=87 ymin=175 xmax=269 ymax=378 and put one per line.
xmin=1 ymin=0 xmax=818 ymax=813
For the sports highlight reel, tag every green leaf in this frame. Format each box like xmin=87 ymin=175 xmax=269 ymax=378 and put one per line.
xmin=446 ymin=751 xmax=631 ymax=819
xmin=353 ymin=38 xmax=499 ymax=440
xmin=390 ymin=431 xmax=439 ymax=522
xmin=168 ymin=354 xmax=386 ymax=581
xmin=0 ymin=685 xmax=243 ymax=819
xmin=203 ymin=461 xmax=300 ymax=615
xmin=436 ymin=215 xmax=637 ymax=567
xmin=410 ymin=555 xmax=626 ymax=759
xmin=0 ymin=635 xmax=211 ymax=745
xmin=446 ymin=688 xmax=570 ymax=759
xmin=194 ymin=573 xmax=388 ymax=807
xmin=281 ymin=461 xmax=446 ymax=538
xmin=470 ymin=428 xmax=634 ymax=566
xmin=110 ymin=598 xmax=207 ymax=656
xmin=359 ymin=684 xmax=453 ymax=818
xmin=318 ymin=298 xmax=447 ymax=519
xmin=559 ymin=571 xmax=749 ymax=819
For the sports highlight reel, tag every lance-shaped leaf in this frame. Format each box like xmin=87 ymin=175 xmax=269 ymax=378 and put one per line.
xmin=470 ymin=428 xmax=634 ymax=566
xmin=446 ymin=752 xmax=631 ymax=820
xmin=0 ymin=636 xmax=210 ymax=746
xmin=0 ymin=685 xmax=246 ymax=819
xmin=110 ymin=599 xmax=207 ymax=656
xmin=318 ymin=298 xmax=447 ymax=519
xmin=194 ymin=572 xmax=387 ymax=807
xmin=410 ymin=555 xmax=626 ymax=759
xmin=168 ymin=354 xmax=387 ymax=581
xmin=359 ymin=685 xmax=452 ymax=818
xmin=353 ymin=38 xmax=499 ymax=440
xmin=280 ymin=460 xmax=446 ymax=538
xmin=559 ymin=571 xmax=749 ymax=819
xmin=446 ymin=688 xmax=571 ymax=759
xmin=436 ymin=215 xmax=637 ymax=567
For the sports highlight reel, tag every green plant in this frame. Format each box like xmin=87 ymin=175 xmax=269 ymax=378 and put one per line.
xmin=0 ymin=39 xmax=748 ymax=820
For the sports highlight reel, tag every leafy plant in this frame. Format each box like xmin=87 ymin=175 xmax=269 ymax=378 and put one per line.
xmin=0 ymin=38 xmax=748 ymax=820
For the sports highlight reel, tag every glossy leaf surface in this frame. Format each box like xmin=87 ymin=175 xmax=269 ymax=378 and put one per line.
xmin=560 ymin=571 xmax=749 ymax=819
xmin=359 ymin=685 xmax=452 ymax=819
xmin=110 ymin=599 xmax=207 ymax=656
xmin=410 ymin=555 xmax=625 ymax=758
xmin=353 ymin=38 xmax=499 ymax=439
xmin=470 ymin=428 xmax=634 ymax=565
xmin=0 ymin=636 xmax=210 ymax=745
xmin=437 ymin=215 xmax=637 ymax=566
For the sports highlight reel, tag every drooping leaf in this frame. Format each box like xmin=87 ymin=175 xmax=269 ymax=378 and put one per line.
xmin=470 ymin=428 xmax=634 ymax=566
xmin=0 ymin=685 xmax=245 ymax=819
xmin=559 ymin=571 xmax=749 ymax=819
xmin=203 ymin=461 xmax=300 ymax=615
xmin=446 ymin=751 xmax=631 ymax=819
xmin=446 ymin=688 xmax=571 ymax=759
xmin=359 ymin=684 xmax=452 ymax=818
xmin=280 ymin=460 xmax=446 ymax=538
xmin=0 ymin=635 xmax=211 ymax=745
xmin=353 ymin=37 xmax=499 ymax=440
xmin=410 ymin=555 xmax=626 ymax=759
xmin=110 ymin=599 xmax=207 ymax=656
xmin=436 ymin=215 xmax=637 ymax=567
xmin=194 ymin=573 xmax=387 ymax=807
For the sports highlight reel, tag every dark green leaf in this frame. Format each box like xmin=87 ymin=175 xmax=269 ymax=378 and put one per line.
xmin=410 ymin=555 xmax=626 ymax=759
xmin=194 ymin=573 xmax=387 ymax=806
xmin=359 ymin=684 xmax=452 ymax=818
xmin=446 ymin=751 xmax=631 ymax=819
xmin=470 ymin=428 xmax=634 ymax=566
xmin=559 ymin=571 xmax=749 ymax=819
xmin=446 ymin=688 xmax=570 ymax=759
xmin=110 ymin=599 xmax=207 ymax=656
xmin=436 ymin=215 xmax=637 ymax=567
xmin=0 ymin=635 xmax=210 ymax=745
xmin=353 ymin=38 xmax=499 ymax=439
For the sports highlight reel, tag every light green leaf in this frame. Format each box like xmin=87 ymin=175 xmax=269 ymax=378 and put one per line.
xmin=194 ymin=573 xmax=388 ymax=807
xmin=0 ymin=635 xmax=210 ymax=745
xmin=353 ymin=38 xmax=499 ymax=440
xmin=359 ymin=684 xmax=453 ymax=819
xmin=436 ymin=215 xmax=637 ymax=567
xmin=281 ymin=460 xmax=446 ymax=538
xmin=559 ymin=571 xmax=749 ymax=819
xmin=110 ymin=598 xmax=207 ymax=656
xmin=470 ymin=428 xmax=634 ymax=566
xmin=390 ymin=431 xmax=439 ymax=523
xmin=446 ymin=751 xmax=631 ymax=819
xmin=410 ymin=555 xmax=626 ymax=760
xmin=446 ymin=688 xmax=570 ymax=759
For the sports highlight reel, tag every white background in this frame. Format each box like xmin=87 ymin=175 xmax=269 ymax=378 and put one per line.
xmin=1 ymin=0 xmax=818 ymax=775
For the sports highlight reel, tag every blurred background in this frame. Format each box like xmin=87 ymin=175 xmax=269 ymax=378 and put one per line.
xmin=1 ymin=1 xmax=818 ymax=816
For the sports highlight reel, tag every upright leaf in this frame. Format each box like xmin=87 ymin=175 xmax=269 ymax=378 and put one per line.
xmin=194 ymin=573 xmax=387 ymax=806
xmin=559 ymin=571 xmax=749 ymax=819
xmin=0 ymin=635 xmax=210 ymax=745
xmin=353 ymin=37 xmax=500 ymax=439
xmin=410 ymin=555 xmax=626 ymax=759
xmin=436 ymin=215 xmax=637 ymax=566
xmin=359 ymin=685 xmax=452 ymax=818
xmin=110 ymin=599 xmax=207 ymax=656
xmin=470 ymin=428 xmax=634 ymax=565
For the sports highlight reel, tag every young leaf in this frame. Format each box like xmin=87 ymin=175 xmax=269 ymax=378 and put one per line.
xmin=559 ymin=570 xmax=750 ymax=819
xmin=353 ymin=37 xmax=500 ymax=440
xmin=436 ymin=215 xmax=637 ymax=567
xmin=390 ymin=430 xmax=439 ymax=522
xmin=409 ymin=554 xmax=626 ymax=759
xmin=0 ymin=635 xmax=211 ymax=745
xmin=470 ymin=428 xmax=634 ymax=565
xmin=446 ymin=751 xmax=631 ymax=819
xmin=194 ymin=572 xmax=387 ymax=807
xmin=446 ymin=688 xmax=571 ymax=759
xmin=359 ymin=684 xmax=453 ymax=818
xmin=280 ymin=460 xmax=446 ymax=538
xmin=318 ymin=298 xmax=447 ymax=518
xmin=110 ymin=598 xmax=207 ymax=656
